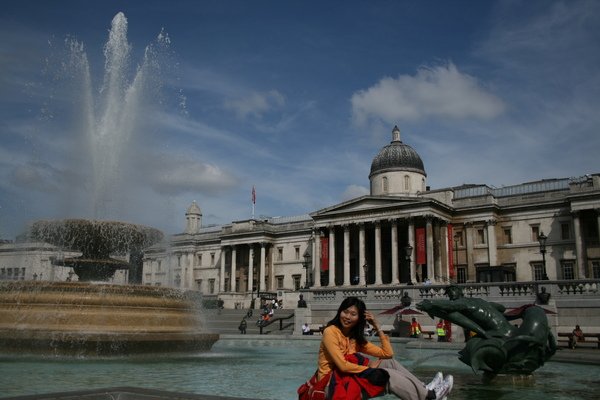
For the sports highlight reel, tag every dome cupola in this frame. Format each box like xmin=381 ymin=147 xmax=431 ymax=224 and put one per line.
xmin=369 ymin=126 xmax=427 ymax=196
xmin=185 ymin=201 xmax=202 ymax=234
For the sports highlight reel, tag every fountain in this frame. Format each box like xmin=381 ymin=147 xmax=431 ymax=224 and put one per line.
xmin=0 ymin=12 xmax=218 ymax=357
xmin=28 ymin=219 xmax=163 ymax=282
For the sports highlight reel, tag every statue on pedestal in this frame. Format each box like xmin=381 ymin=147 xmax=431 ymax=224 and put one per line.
xmin=417 ymin=286 xmax=556 ymax=379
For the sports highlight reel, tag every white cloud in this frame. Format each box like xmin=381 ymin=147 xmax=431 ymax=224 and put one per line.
xmin=149 ymin=158 xmax=238 ymax=195
xmin=224 ymin=89 xmax=285 ymax=119
xmin=351 ymin=62 xmax=505 ymax=126
xmin=341 ymin=185 xmax=369 ymax=201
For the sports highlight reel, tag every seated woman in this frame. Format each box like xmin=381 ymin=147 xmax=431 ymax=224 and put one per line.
xmin=299 ymin=297 xmax=453 ymax=400
xmin=570 ymin=325 xmax=585 ymax=348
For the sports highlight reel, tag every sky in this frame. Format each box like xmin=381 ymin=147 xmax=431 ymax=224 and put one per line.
xmin=1 ymin=0 xmax=599 ymax=240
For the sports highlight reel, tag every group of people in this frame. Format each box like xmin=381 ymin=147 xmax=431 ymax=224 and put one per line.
xmin=299 ymin=297 xmax=454 ymax=400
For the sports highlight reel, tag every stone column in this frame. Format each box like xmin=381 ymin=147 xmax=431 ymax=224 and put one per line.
xmin=375 ymin=222 xmax=383 ymax=285
xmin=259 ymin=243 xmax=266 ymax=292
xmin=434 ymin=221 xmax=442 ymax=283
xmin=426 ymin=218 xmax=434 ymax=282
xmin=465 ymin=223 xmax=475 ymax=281
xmin=408 ymin=219 xmax=416 ymax=284
xmin=391 ymin=220 xmax=399 ymax=284
xmin=328 ymin=226 xmax=336 ymax=286
xmin=188 ymin=253 xmax=195 ymax=289
xmin=439 ymin=222 xmax=448 ymax=282
xmin=314 ymin=231 xmax=322 ymax=288
xmin=219 ymin=247 xmax=226 ymax=292
xmin=573 ymin=213 xmax=586 ymax=278
xmin=359 ymin=223 xmax=366 ymax=285
xmin=343 ymin=225 xmax=351 ymax=286
xmin=248 ymin=245 xmax=254 ymax=293
xmin=487 ymin=220 xmax=498 ymax=267
xmin=230 ymin=246 xmax=237 ymax=292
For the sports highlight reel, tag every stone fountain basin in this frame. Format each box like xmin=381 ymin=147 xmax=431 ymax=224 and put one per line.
xmin=0 ymin=281 xmax=218 ymax=356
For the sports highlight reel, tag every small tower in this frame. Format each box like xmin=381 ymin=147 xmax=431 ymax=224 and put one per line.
xmin=185 ymin=201 xmax=202 ymax=234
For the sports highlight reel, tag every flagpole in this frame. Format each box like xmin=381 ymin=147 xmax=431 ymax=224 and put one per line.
xmin=251 ymin=185 xmax=256 ymax=220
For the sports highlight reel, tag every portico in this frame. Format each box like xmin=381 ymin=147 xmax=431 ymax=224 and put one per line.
xmin=311 ymin=199 xmax=455 ymax=287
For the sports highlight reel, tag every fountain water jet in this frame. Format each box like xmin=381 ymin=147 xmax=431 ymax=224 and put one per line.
xmin=0 ymin=12 xmax=218 ymax=356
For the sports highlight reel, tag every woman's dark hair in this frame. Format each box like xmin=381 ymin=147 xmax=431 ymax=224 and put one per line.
xmin=327 ymin=296 xmax=368 ymax=345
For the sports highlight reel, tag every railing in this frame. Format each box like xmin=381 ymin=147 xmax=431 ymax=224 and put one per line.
xmin=258 ymin=313 xmax=295 ymax=335
xmin=310 ymin=280 xmax=600 ymax=305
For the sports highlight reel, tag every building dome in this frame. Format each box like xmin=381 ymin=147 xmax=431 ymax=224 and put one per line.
xmin=369 ymin=126 xmax=426 ymax=178
xmin=185 ymin=201 xmax=202 ymax=234
xmin=186 ymin=201 xmax=202 ymax=215
xmin=369 ymin=126 xmax=427 ymax=196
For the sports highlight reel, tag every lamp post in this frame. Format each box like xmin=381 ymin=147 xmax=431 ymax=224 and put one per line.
xmin=302 ymin=251 xmax=312 ymax=289
xmin=453 ymin=233 xmax=461 ymax=282
xmin=404 ymin=244 xmax=413 ymax=284
xmin=538 ymin=232 xmax=549 ymax=280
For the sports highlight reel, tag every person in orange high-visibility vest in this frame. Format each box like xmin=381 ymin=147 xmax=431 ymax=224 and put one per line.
xmin=436 ymin=319 xmax=447 ymax=342
xmin=410 ymin=317 xmax=422 ymax=338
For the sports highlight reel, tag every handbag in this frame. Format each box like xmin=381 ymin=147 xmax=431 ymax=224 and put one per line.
xmin=298 ymin=371 xmax=330 ymax=400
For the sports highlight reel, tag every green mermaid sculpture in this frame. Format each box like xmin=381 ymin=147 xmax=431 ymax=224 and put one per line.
xmin=417 ymin=286 xmax=556 ymax=379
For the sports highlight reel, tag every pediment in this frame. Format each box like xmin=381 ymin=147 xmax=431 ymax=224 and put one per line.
xmin=311 ymin=195 xmax=423 ymax=218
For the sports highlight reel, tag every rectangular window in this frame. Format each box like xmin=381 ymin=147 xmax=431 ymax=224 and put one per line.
xmin=531 ymin=226 xmax=540 ymax=242
xmin=562 ymin=261 xmax=575 ymax=280
xmin=235 ymin=278 xmax=240 ymax=292
xmin=277 ymin=247 xmax=283 ymax=261
xmin=295 ymin=246 xmax=300 ymax=260
xmin=532 ymin=262 xmax=544 ymax=281
xmin=276 ymin=275 xmax=284 ymax=289
xmin=453 ymin=231 xmax=464 ymax=247
xmin=561 ymin=223 xmax=571 ymax=240
xmin=196 ymin=253 xmax=202 ymax=266
xmin=157 ymin=261 xmax=162 ymax=271
xmin=211 ymin=253 xmax=215 ymax=265
xmin=224 ymin=278 xmax=230 ymax=290
xmin=456 ymin=266 xmax=467 ymax=284
xmin=293 ymin=274 xmax=301 ymax=290
xmin=503 ymin=228 xmax=512 ymax=244
xmin=592 ymin=261 xmax=600 ymax=279
xmin=177 ymin=255 xmax=181 ymax=267
xmin=477 ymin=229 xmax=486 ymax=245
xmin=209 ymin=279 xmax=215 ymax=294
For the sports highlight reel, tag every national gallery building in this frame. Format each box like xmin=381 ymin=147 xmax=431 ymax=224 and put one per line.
xmin=140 ymin=126 xmax=600 ymax=305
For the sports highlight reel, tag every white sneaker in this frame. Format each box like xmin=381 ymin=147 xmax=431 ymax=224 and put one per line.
xmin=434 ymin=374 xmax=453 ymax=400
xmin=426 ymin=372 xmax=443 ymax=391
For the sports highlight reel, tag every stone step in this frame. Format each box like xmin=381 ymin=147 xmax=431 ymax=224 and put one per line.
xmin=201 ymin=308 xmax=295 ymax=335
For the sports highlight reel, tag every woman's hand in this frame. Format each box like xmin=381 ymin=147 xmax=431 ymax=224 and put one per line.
xmin=365 ymin=311 xmax=380 ymax=332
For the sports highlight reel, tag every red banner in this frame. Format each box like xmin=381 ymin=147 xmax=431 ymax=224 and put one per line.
xmin=416 ymin=227 xmax=426 ymax=265
xmin=448 ymin=224 xmax=455 ymax=279
xmin=320 ymin=237 xmax=329 ymax=271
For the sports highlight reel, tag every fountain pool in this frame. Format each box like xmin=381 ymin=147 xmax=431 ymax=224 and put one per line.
xmin=0 ymin=338 xmax=598 ymax=399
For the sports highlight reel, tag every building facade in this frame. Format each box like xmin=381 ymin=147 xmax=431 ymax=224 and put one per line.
xmin=2 ymin=126 xmax=598 ymax=299
xmin=140 ymin=126 xmax=600 ymax=307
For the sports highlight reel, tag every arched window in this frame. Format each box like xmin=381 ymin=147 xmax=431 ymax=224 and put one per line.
xmin=382 ymin=177 xmax=389 ymax=193
xmin=404 ymin=175 xmax=410 ymax=191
